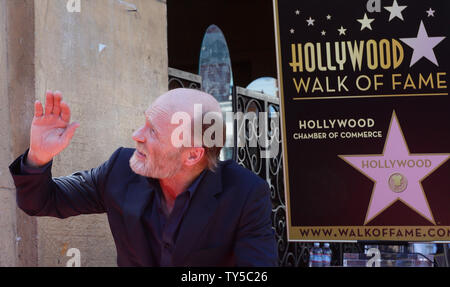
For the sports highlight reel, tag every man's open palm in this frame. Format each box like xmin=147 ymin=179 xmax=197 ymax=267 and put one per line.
xmin=28 ymin=91 xmax=80 ymax=167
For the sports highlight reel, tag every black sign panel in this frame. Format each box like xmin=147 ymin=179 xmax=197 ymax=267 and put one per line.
xmin=273 ymin=0 xmax=450 ymax=241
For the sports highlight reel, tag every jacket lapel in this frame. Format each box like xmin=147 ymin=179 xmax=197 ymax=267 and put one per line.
xmin=123 ymin=173 xmax=155 ymax=266
xmin=173 ymin=165 xmax=223 ymax=265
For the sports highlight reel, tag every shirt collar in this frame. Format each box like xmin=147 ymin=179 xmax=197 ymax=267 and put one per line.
xmin=186 ymin=168 xmax=207 ymax=197
xmin=146 ymin=168 xmax=208 ymax=197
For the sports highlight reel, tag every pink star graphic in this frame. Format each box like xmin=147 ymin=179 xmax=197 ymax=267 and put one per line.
xmin=339 ymin=112 xmax=450 ymax=225
xmin=400 ymin=21 xmax=446 ymax=67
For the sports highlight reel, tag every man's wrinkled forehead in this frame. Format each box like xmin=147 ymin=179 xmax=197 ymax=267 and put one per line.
xmin=144 ymin=104 xmax=171 ymax=122
xmin=145 ymin=100 xmax=196 ymax=119
xmin=144 ymin=103 xmax=195 ymax=131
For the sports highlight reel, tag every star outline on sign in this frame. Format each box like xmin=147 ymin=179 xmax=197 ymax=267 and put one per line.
xmin=338 ymin=111 xmax=450 ymax=225
xmin=338 ymin=26 xmax=347 ymax=35
xmin=384 ymin=0 xmax=407 ymax=22
xmin=426 ymin=8 xmax=435 ymax=17
xmin=357 ymin=13 xmax=375 ymax=31
xmin=400 ymin=20 xmax=446 ymax=67
xmin=306 ymin=17 xmax=315 ymax=26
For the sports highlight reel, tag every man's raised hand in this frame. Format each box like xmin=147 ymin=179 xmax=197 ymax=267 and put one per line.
xmin=27 ymin=91 xmax=80 ymax=167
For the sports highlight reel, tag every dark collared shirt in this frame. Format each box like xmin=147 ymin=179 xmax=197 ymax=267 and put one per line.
xmin=144 ymin=170 xmax=206 ymax=266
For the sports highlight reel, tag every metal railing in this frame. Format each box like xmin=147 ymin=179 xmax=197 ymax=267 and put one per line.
xmin=168 ymin=67 xmax=202 ymax=90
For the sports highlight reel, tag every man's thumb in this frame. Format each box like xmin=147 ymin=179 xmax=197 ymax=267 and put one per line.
xmin=62 ymin=122 xmax=80 ymax=143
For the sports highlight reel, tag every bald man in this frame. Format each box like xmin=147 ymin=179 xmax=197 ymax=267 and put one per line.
xmin=9 ymin=89 xmax=278 ymax=267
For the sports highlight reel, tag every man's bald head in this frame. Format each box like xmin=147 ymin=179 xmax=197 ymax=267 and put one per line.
xmin=152 ymin=88 xmax=222 ymax=118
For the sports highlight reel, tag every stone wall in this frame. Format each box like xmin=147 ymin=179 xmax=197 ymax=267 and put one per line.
xmin=0 ymin=0 xmax=18 ymax=267
xmin=0 ymin=0 xmax=168 ymax=266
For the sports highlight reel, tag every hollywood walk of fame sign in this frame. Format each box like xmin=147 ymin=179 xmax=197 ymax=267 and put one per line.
xmin=273 ymin=0 xmax=450 ymax=241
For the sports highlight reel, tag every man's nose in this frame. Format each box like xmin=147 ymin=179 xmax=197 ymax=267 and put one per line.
xmin=132 ymin=126 xmax=146 ymax=143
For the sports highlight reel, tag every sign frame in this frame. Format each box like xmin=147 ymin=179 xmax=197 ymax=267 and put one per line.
xmin=273 ymin=0 xmax=450 ymax=243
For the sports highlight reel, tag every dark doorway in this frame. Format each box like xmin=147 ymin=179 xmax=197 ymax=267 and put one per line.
xmin=167 ymin=0 xmax=277 ymax=88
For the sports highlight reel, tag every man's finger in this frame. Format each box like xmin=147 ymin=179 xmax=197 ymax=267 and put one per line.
xmin=53 ymin=91 xmax=62 ymax=116
xmin=60 ymin=101 xmax=71 ymax=122
xmin=44 ymin=91 xmax=54 ymax=115
xmin=34 ymin=100 xmax=43 ymax=117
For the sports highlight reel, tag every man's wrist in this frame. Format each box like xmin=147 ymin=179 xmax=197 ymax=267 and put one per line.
xmin=26 ymin=150 xmax=50 ymax=168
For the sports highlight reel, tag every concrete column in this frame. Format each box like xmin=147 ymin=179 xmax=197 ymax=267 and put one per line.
xmin=0 ymin=0 xmax=17 ymax=267
xmin=0 ymin=0 xmax=168 ymax=266
xmin=0 ymin=0 xmax=37 ymax=267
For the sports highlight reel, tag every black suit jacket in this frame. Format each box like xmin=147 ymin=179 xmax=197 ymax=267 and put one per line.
xmin=9 ymin=148 xmax=278 ymax=266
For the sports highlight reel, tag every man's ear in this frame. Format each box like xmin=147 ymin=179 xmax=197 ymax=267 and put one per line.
xmin=184 ymin=147 xmax=205 ymax=166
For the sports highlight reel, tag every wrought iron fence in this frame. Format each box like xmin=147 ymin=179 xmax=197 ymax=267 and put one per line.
xmin=168 ymin=67 xmax=202 ymax=90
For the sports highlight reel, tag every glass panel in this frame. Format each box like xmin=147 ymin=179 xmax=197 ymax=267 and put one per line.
xmin=198 ymin=24 xmax=233 ymax=103
xmin=246 ymin=77 xmax=279 ymax=98
xmin=199 ymin=24 xmax=234 ymax=160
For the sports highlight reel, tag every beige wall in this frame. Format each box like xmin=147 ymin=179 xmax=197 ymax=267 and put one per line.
xmin=0 ymin=0 xmax=17 ymax=267
xmin=1 ymin=0 xmax=38 ymax=267
xmin=1 ymin=0 xmax=168 ymax=266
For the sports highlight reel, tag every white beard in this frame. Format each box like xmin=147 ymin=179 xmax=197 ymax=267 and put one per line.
xmin=129 ymin=151 xmax=182 ymax=179
xmin=129 ymin=153 xmax=151 ymax=177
